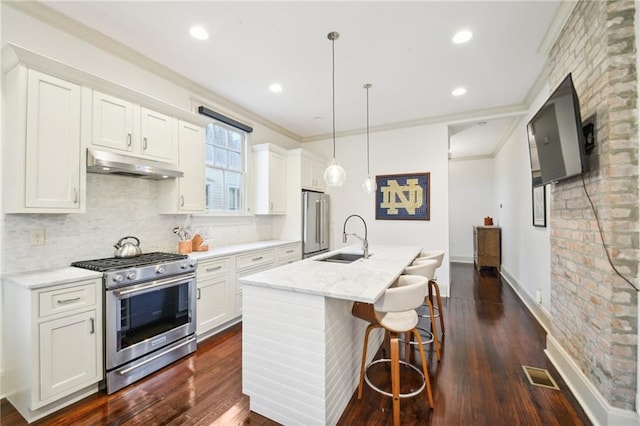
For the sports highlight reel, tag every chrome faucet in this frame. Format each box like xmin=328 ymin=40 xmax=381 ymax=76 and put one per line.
xmin=342 ymin=214 xmax=369 ymax=259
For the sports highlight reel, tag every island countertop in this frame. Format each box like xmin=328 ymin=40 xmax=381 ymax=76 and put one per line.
xmin=240 ymin=244 xmax=421 ymax=303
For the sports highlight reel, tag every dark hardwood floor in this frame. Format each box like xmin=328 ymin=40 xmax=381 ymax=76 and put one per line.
xmin=1 ymin=263 xmax=591 ymax=425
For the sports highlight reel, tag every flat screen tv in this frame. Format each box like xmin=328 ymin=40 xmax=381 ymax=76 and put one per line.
xmin=527 ymin=73 xmax=589 ymax=187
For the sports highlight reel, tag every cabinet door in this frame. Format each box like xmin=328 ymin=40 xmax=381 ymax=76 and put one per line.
xmin=141 ymin=107 xmax=174 ymax=161
xmin=38 ymin=310 xmax=99 ymax=404
xmin=268 ymin=151 xmax=287 ymax=214
xmin=197 ymin=277 xmax=231 ymax=335
xmin=92 ymin=91 xmax=134 ymax=152
xmin=25 ymin=70 xmax=82 ymax=210
xmin=302 ymin=156 xmax=326 ymax=192
xmin=178 ymin=121 xmax=205 ymax=211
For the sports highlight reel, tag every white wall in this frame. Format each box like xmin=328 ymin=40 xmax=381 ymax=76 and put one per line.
xmin=305 ymin=123 xmax=451 ymax=294
xmin=494 ymin=84 xmax=552 ymax=317
xmin=448 ymin=158 xmax=497 ymax=262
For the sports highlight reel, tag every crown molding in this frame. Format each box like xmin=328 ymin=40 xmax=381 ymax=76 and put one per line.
xmin=5 ymin=0 xmax=303 ymax=142
xmin=537 ymin=1 xmax=577 ymax=56
xmin=302 ymin=103 xmax=529 ymax=143
xmin=491 ymin=115 xmax=525 ymax=157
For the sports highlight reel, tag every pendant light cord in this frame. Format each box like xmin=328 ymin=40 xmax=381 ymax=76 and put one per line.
xmin=365 ymin=85 xmax=370 ymax=175
xmin=331 ymin=36 xmax=336 ymax=159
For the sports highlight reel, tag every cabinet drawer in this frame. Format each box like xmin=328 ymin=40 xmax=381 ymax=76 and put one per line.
xmin=197 ymin=257 xmax=231 ymax=280
xmin=276 ymin=244 xmax=301 ymax=264
xmin=38 ymin=280 xmax=99 ymax=318
xmin=236 ymin=249 xmax=275 ymax=271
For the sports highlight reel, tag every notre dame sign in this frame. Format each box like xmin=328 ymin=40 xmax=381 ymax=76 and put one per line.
xmin=375 ymin=173 xmax=430 ymax=220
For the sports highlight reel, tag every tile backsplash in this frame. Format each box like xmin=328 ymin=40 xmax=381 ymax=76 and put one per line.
xmin=1 ymin=174 xmax=273 ymax=275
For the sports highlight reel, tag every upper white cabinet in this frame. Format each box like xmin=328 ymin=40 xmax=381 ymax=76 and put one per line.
xmin=91 ymin=91 xmax=134 ymax=152
xmin=253 ymin=143 xmax=287 ymax=215
xmin=159 ymin=120 xmax=206 ymax=213
xmin=91 ymin=90 xmax=176 ymax=162
xmin=301 ymin=153 xmax=327 ymax=192
xmin=3 ymin=67 xmax=85 ymax=213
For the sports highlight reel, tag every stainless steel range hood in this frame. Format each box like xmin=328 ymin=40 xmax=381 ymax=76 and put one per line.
xmin=87 ymin=149 xmax=183 ymax=180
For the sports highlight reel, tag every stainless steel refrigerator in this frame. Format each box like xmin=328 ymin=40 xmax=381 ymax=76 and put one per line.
xmin=302 ymin=191 xmax=330 ymax=258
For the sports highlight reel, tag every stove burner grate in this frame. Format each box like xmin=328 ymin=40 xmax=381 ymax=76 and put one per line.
xmin=71 ymin=252 xmax=188 ymax=272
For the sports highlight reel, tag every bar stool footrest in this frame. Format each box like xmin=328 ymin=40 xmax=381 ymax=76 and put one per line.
xmin=364 ymin=358 xmax=426 ymax=398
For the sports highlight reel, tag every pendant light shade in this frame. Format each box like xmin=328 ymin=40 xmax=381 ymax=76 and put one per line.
xmin=361 ymin=83 xmax=376 ymax=194
xmin=324 ymin=31 xmax=346 ymax=187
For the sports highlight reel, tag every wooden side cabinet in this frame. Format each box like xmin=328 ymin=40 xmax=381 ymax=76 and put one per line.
xmin=473 ymin=226 xmax=501 ymax=271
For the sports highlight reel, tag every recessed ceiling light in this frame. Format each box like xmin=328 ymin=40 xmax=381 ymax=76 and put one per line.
xmin=453 ymin=30 xmax=473 ymax=44
xmin=452 ymin=87 xmax=467 ymax=96
xmin=269 ymin=83 xmax=283 ymax=93
xmin=189 ymin=25 xmax=209 ymax=41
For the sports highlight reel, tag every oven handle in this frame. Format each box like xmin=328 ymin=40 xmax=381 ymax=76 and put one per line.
xmin=117 ymin=335 xmax=197 ymax=376
xmin=113 ymin=273 xmax=195 ymax=299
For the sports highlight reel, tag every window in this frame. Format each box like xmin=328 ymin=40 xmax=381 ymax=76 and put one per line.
xmin=205 ymin=122 xmax=247 ymax=212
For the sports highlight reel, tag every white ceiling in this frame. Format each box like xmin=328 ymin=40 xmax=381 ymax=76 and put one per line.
xmin=40 ymin=1 xmax=564 ymax=158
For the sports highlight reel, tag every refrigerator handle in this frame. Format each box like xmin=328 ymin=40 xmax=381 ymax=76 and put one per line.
xmin=316 ymin=200 xmax=321 ymax=244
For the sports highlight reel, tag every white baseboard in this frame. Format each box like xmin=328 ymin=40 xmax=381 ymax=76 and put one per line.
xmin=500 ymin=266 xmax=638 ymax=426
xmin=500 ymin=267 xmax=551 ymax=332
xmin=546 ymin=335 xmax=639 ymax=426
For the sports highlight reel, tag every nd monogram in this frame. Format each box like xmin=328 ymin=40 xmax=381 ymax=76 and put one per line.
xmin=380 ymin=178 xmax=424 ymax=215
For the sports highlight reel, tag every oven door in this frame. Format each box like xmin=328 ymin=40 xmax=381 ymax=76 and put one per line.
xmin=105 ymin=273 xmax=196 ymax=370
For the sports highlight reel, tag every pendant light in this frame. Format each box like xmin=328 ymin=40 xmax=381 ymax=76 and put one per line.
xmin=323 ymin=31 xmax=346 ymax=187
xmin=361 ymin=83 xmax=376 ymax=194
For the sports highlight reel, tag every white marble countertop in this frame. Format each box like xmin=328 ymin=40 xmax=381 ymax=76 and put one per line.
xmin=3 ymin=267 xmax=104 ymax=290
xmin=3 ymin=240 xmax=300 ymax=290
xmin=240 ymin=244 xmax=422 ymax=303
xmin=188 ymin=239 xmax=300 ymax=261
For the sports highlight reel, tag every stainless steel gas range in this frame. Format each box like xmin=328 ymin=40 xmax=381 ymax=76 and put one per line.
xmin=72 ymin=252 xmax=197 ymax=394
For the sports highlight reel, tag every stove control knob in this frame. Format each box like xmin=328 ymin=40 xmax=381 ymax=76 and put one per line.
xmin=127 ymin=272 xmax=137 ymax=280
xmin=156 ymin=266 xmax=165 ymax=274
xmin=190 ymin=262 xmax=197 ymax=268
xmin=113 ymin=275 xmax=124 ymax=283
xmin=181 ymin=263 xmax=189 ymax=270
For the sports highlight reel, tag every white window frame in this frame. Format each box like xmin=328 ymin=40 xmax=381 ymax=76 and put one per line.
xmin=204 ymin=120 xmax=249 ymax=215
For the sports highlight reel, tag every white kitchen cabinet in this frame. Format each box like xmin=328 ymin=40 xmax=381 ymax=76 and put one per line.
xmin=91 ymin=91 xmax=134 ymax=152
xmin=3 ymin=276 xmax=103 ymax=423
xmin=301 ymin=154 xmax=327 ymax=192
xmin=275 ymin=242 xmax=302 ymax=266
xmin=234 ymin=248 xmax=276 ymax=316
xmin=252 ymin=143 xmax=287 ymax=215
xmin=91 ymin=90 xmax=177 ymax=162
xmin=196 ymin=257 xmax=233 ymax=338
xmin=3 ymin=67 xmax=85 ymax=213
xmin=159 ymin=120 xmax=206 ymax=213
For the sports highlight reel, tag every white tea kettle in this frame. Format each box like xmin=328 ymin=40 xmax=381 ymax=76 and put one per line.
xmin=113 ymin=236 xmax=142 ymax=258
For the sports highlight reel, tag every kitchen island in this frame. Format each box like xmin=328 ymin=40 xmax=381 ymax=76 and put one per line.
xmin=240 ymin=244 xmax=421 ymax=426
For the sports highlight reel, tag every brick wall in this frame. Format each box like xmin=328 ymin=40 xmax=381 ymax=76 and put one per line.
xmin=547 ymin=0 xmax=638 ymax=409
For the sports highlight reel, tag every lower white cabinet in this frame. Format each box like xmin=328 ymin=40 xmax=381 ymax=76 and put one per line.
xmin=196 ymin=257 xmax=232 ymax=337
xmin=3 ymin=277 xmax=103 ymax=423
xmin=195 ymin=242 xmax=301 ymax=341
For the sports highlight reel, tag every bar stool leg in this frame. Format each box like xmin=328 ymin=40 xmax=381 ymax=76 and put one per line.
xmin=425 ymin=298 xmax=441 ymax=361
xmin=358 ymin=323 xmax=379 ymax=399
xmin=429 ymin=279 xmax=445 ymax=335
xmin=390 ymin=333 xmax=401 ymax=426
xmin=412 ymin=328 xmax=434 ymax=408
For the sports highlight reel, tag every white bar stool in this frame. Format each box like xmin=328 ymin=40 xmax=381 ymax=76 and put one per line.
xmin=403 ymin=260 xmax=441 ymax=361
xmin=356 ymin=275 xmax=434 ymax=426
xmin=413 ymin=249 xmax=446 ymax=335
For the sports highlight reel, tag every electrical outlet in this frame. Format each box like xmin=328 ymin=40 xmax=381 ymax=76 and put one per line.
xmin=30 ymin=229 xmax=46 ymax=246
xmin=536 ymin=290 xmax=542 ymax=304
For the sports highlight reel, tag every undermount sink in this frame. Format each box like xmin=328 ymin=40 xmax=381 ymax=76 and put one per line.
xmin=316 ymin=253 xmax=368 ymax=263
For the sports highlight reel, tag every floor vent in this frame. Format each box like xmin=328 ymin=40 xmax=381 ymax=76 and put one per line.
xmin=522 ymin=366 xmax=560 ymax=390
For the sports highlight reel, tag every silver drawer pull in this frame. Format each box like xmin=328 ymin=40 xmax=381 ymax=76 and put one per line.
xmin=252 ymin=256 xmax=263 ymax=261
xmin=285 ymin=250 xmax=294 ymax=254
xmin=90 ymin=317 xmax=95 ymax=334
xmin=206 ymin=266 xmax=222 ymax=272
xmin=57 ymin=297 xmax=81 ymax=304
